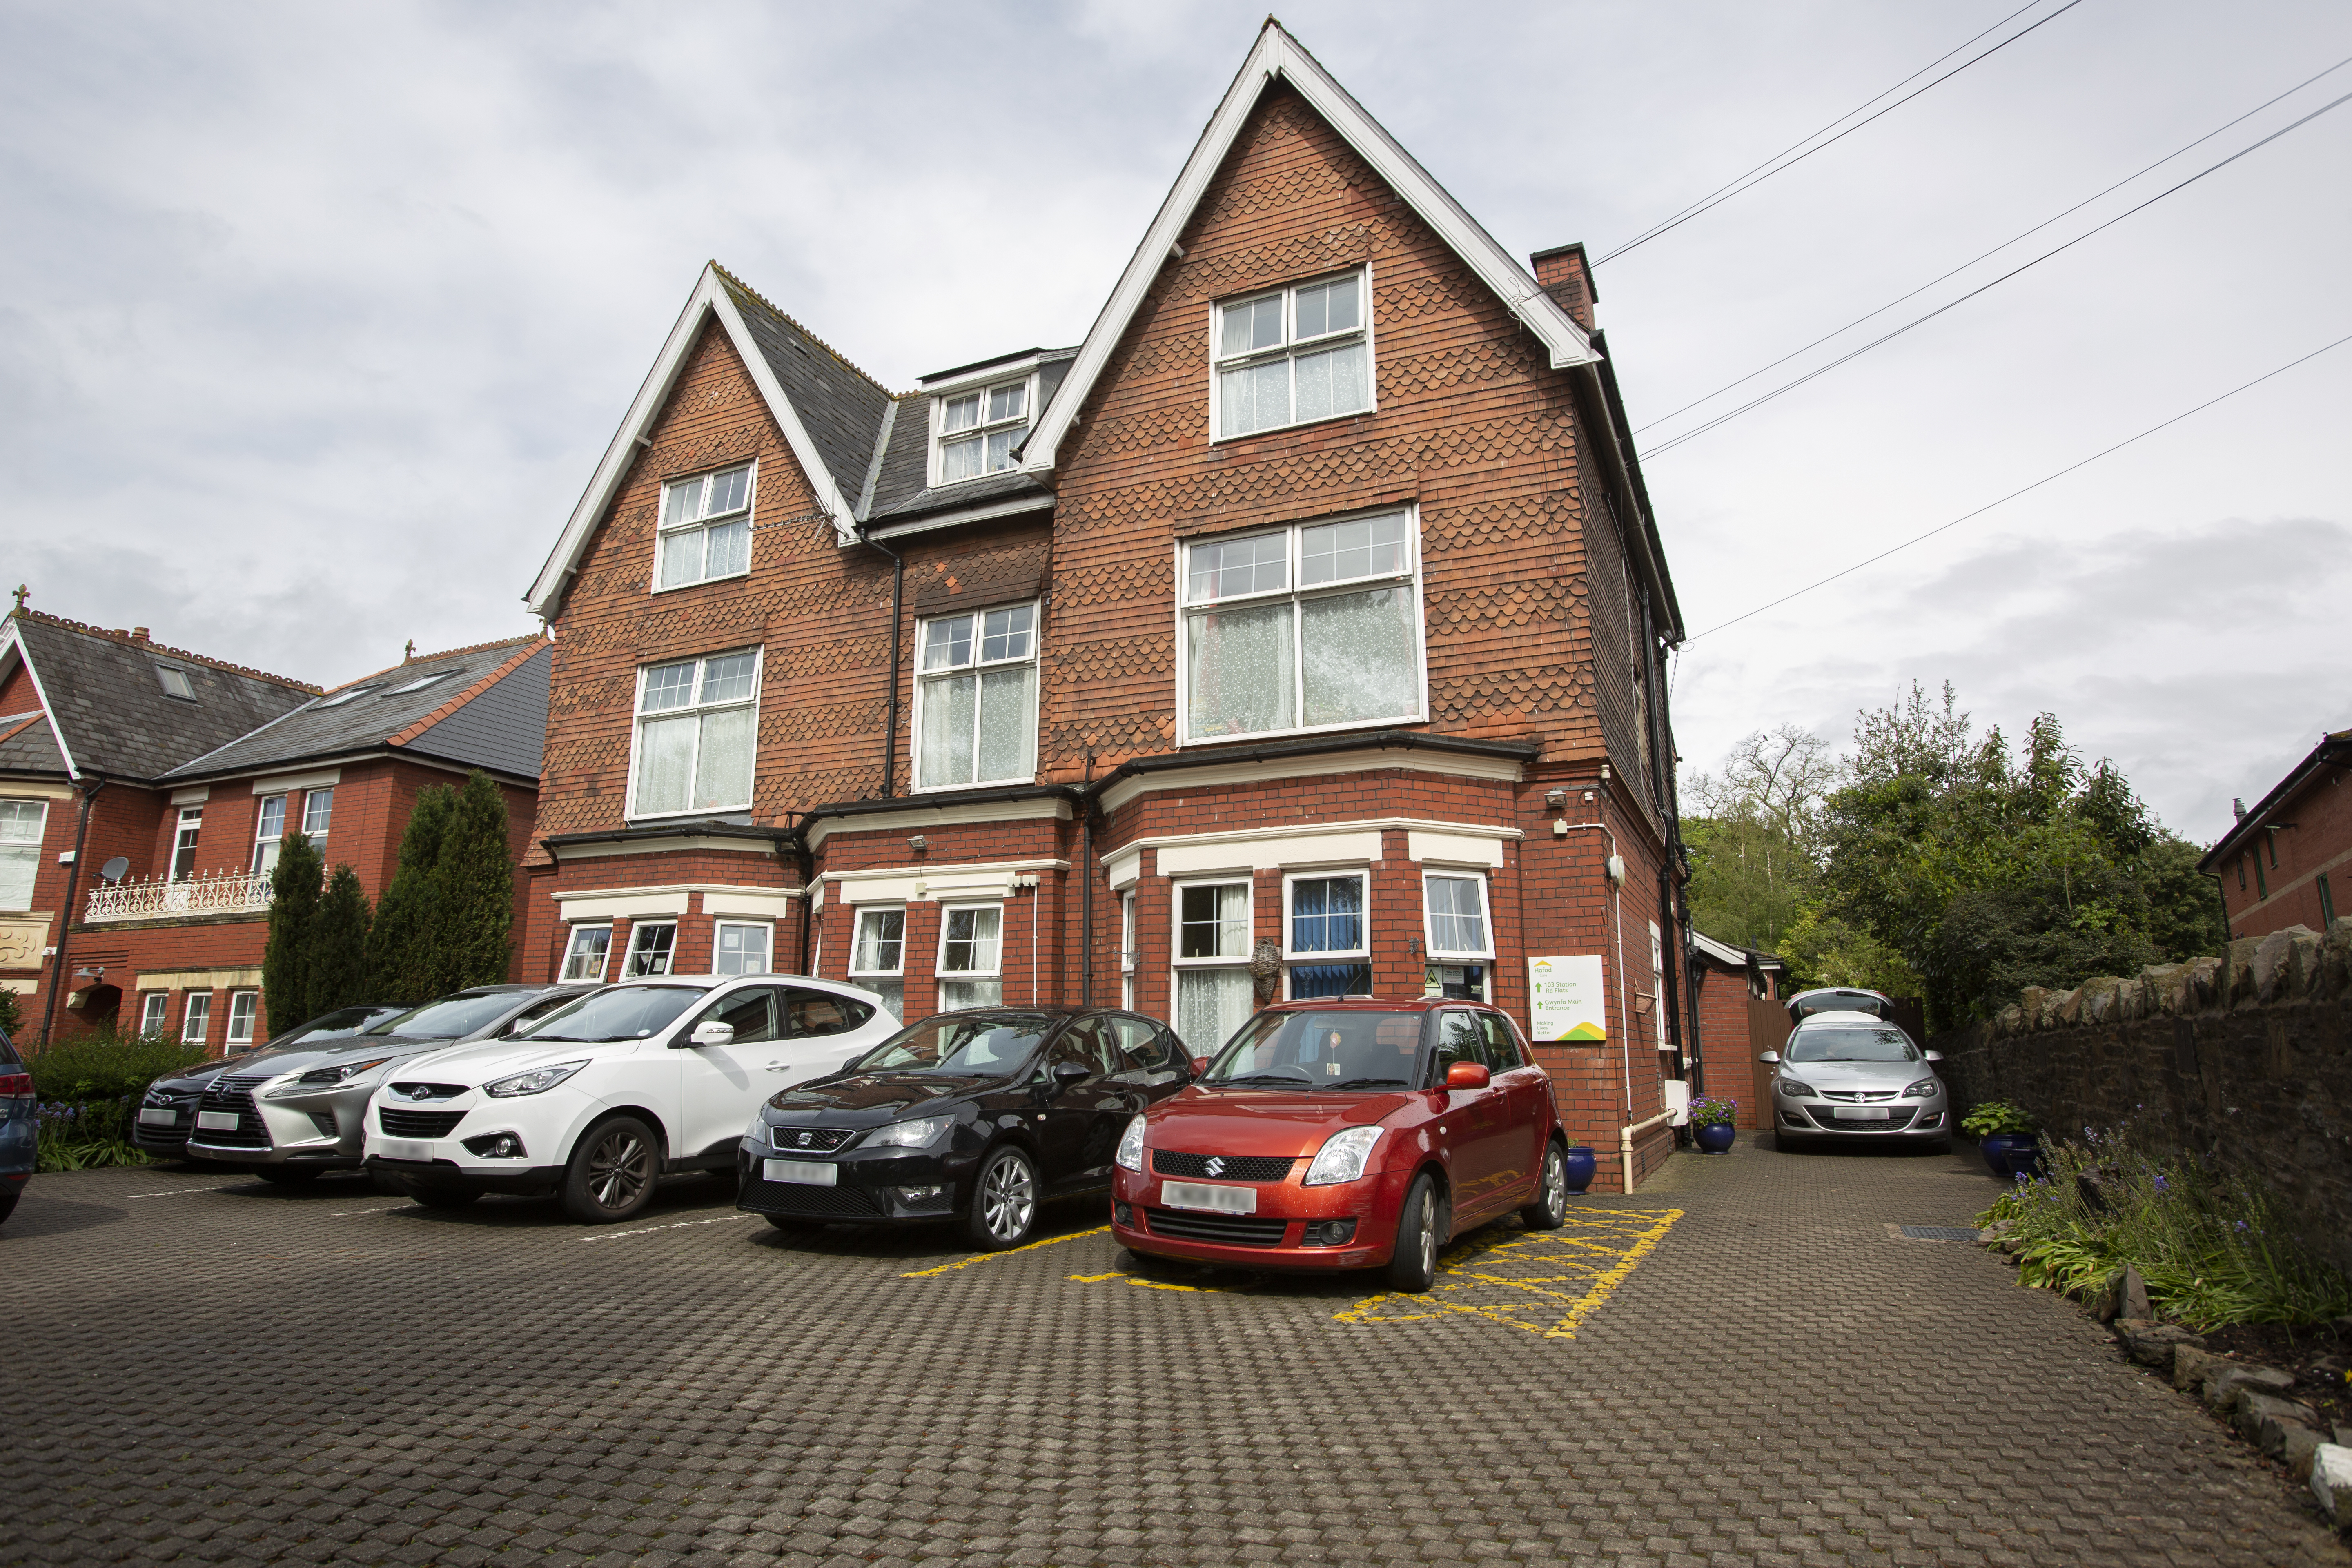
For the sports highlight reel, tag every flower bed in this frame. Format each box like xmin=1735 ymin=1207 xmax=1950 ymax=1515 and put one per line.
xmin=26 ymin=1030 xmax=210 ymax=1172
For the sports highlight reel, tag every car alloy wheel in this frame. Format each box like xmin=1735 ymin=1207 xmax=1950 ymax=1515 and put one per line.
xmin=1385 ymin=1173 xmax=1443 ymax=1293
xmin=963 ymin=1145 xmax=1038 ymax=1250
xmin=1519 ymin=1142 xmax=1568 ymax=1231
xmin=562 ymin=1115 xmax=660 ymax=1224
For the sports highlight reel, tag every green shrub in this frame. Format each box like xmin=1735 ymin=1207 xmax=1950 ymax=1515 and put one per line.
xmin=1961 ymin=1100 xmax=2035 ymax=1137
xmin=1976 ymin=1119 xmax=2352 ymax=1330
xmin=26 ymin=1027 xmax=209 ymax=1101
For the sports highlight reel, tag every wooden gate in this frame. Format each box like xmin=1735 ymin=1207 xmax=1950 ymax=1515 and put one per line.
xmin=1746 ymin=997 xmax=1792 ymax=1127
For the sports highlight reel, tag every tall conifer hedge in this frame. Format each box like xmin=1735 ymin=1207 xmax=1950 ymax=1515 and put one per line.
xmin=367 ymin=786 xmax=454 ymax=1006
xmin=261 ymin=833 xmax=325 ymax=1032
xmin=306 ymin=866 xmax=374 ymax=1021
xmin=364 ymin=772 xmax=515 ymax=1004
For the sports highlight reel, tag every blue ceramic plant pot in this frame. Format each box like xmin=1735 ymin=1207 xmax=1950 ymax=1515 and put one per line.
xmin=1980 ymin=1131 xmax=2042 ymax=1178
xmin=1562 ymin=1145 xmax=1597 ymax=1192
xmin=1695 ymin=1122 xmax=1737 ymax=1154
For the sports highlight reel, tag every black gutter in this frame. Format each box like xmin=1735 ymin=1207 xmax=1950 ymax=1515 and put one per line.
xmin=161 ymin=742 xmax=539 ymax=792
xmin=39 ymin=774 xmax=105 ymax=1047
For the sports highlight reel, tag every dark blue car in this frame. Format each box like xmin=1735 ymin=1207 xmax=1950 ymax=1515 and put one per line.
xmin=1 ymin=1027 xmax=31 ymax=1224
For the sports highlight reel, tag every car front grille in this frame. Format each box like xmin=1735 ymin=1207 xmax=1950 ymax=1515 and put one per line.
xmin=1152 ymin=1150 xmax=1298 ymax=1182
xmin=1806 ymin=1106 xmax=1918 ymax=1131
xmin=308 ymin=1111 xmax=339 ymax=1138
xmin=769 ymin=1126 xmax=855 ymax=1154
xmin=379 ymin=1108 xmax=467 ymax=1138
xmin=192 ymin=1076 xmax=271 ymax=1148
xmin=738 ymin=1179 xmax=882 ymax=1219
xmin=386 ymin=1083 xmax=469 ymax=1102
xmin=1144 ymin=1208 xmax=1291 ymax=1247
xmin=1817 ymin=1090 xmax=1898 ymax=1102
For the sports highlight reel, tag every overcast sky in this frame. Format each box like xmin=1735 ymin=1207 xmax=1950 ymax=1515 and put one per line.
xmin=2 ymin=0 xmax=2344 ymax=841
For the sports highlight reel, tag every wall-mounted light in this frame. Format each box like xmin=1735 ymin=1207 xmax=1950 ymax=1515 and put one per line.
xmin=908 ymin=835 xmax=929 ymax=852
xmin=1544 ymin=788 xmax=1567 ymax=812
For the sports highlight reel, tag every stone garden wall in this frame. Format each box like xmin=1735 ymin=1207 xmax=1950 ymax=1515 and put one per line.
xmin=1930 ymin=919 xmax=2352 ymax=1278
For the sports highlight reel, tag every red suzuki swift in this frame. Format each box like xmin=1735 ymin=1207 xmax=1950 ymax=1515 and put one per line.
xmin=1109 ymin=998 xmax=1570 ymax=1292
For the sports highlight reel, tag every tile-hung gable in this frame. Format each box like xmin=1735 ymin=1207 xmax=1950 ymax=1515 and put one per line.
xmin=521 ymin=20 xmax=1699 ymax=1196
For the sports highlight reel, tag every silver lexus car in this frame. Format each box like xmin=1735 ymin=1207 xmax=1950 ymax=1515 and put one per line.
xmin=185 ymin=983 xmax=599 ymax=1181
xmin=1760 ymin=996 xmax=1951 ymax=1153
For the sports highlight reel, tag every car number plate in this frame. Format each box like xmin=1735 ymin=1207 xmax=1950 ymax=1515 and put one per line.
xmin=195 ymin=1110 xmax=240 ymax=1131
xmin=1162 ymin=1180 xmax=1256 ymax=1214
xmin=1834 ymin=1106 xmax=1891 ymax=1121
xmin=375 ymin=1138 xmax=433 ymax=1161
xmin=764 ymin=1158 xmax=837 ymax=1186
xmin=139 ymin=1107 xmax=179 ymax=1127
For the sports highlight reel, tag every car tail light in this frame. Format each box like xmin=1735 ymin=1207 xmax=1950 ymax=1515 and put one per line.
xmin=0 ymin=1071 xmax=32 ymax=1099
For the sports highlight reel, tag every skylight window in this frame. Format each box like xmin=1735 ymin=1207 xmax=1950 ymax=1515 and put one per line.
xmin=154 ymin=666 xmax=196 ymax=701
xmin=315 ymin=686 xmax=377 ymax=708
xmin=387 ymin=672 xmax=453 ymax=695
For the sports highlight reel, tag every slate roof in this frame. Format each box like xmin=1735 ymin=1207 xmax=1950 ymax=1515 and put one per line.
xmin=163 ymin=636 xmax=551 ymax=785
xmin=713 ymin=267 xmax=896 ymax=507
xmin=4 ymin=612 xmax=316 ymax=782
xmin=0 ymin=711 xmax=70 ymax=777
xmin=864 ymin=352 xmax=1074 ymax=526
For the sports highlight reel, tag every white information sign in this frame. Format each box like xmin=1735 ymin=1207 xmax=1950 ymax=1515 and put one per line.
xmin=1527 ymin=954 xmax=1606 ymax=1042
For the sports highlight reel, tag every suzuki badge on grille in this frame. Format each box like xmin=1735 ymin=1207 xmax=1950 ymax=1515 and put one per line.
xmin=1205 ymin=1156 xmax=1225 ymax=1177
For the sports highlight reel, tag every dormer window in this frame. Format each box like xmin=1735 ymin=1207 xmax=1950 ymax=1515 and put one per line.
xmin=657 ymin=463 xmax=754 ymax=590
xmin=155 ymin=666 xmax=196 ymax=701
xmin=935 ymin=379 xmax=1029 ymax=484
xmin=1214 ymin=268 xmax=1372 ymax=438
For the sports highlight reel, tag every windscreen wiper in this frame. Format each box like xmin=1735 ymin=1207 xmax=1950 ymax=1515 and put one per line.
xmin=1211 ymin=1073 xmax=1311 ymax=1087
xmin=1325 ymin=1077 xmax=1409 ymax=1090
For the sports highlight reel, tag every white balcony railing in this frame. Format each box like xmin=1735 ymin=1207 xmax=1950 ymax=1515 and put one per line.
xmin=84 ymin=871 xmax=276 ymax=923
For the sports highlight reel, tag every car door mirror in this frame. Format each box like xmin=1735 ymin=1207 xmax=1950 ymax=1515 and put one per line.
xmin=1051 ymin=1060 xmax=1091 ymax=1088
xmin=1922 ymin=1050 xmax=1944 ymax=1062
xmin=686 ymin=1021 xmax=735 ymax=1047
xmin=1444 ymin=1061 xmax=1490 ymax=1090
xmin=1188 ymin=1056 xmax=1210 ymax=1080
xmin=1757 ymin=1051 xmax=1780 ymax=1064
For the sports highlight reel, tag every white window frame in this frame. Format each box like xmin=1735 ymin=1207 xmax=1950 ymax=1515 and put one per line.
xmin=713 ymin=920 xmax=774 ymax=977
xmin=315 ymin=686 xmax=377 ymax=708
xmin=1118 ymin=891 xmax=1137 ymax=1012
xmin=181 ymin=991 xmax=212 ymax=1045
xmin=1209 ymin=266 xmax=1375 ymax=441
xmin=652 ymin=461 xmax=757 ymax=592
xmin=385 ymin=672 xmax=453 ymax=695
xmin=169 ymin=805 xmax=202 ymax=881
xmin=1282 ymin=869 xmax=1373 ymax=1000
xmin=929 ymin=374 xmax=1036 ymax=488
xmin=301 ymin=787 xmax=333 ymax=852
xmin=155 ymin=664 xmax=196 ymax=700
xmin=0 ymin=796 xmax=47 ymax=913
xmin=935 ymin=902 xmax=1004 ymax=1008
xmin=626 ymin=648 xmax=763 ymax=821
xmin=138 ymin=992 xmax=169 ymax=1036
xmin=849 ymin=905 xmax=909 ymax=1022
xmin=252 ymin=795 xmax=289 ymax=875
xmin=561 ymin=924 xmax=612 ymax=983
xmin=226 ymin=990 xmax=260 ymax=1047
xmin=1174 ymin=506 xmax=1426 ymax=746
xmin=1421 ymin=871 xmax=1496 ymax=962
xmin=911 ymin=600 xmax=1040 ymax=793
xmin=626 ymin=920 xmax=677 ymax=978
xmin=1172 ymin=878 xmax=1254 ymax=969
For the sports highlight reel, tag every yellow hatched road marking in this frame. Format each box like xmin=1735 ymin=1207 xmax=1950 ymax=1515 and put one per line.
xmin=1334 ymin=1205 xmax=1683 ymax=1339
xmin=900 ymin=1224 xmax=1112 ymax=1276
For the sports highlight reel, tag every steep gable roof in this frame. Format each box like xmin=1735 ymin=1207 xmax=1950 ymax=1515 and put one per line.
xmin=0 ymin=611 xmax=317 ymax=783
xmin=526 ymin=264 xmax=895 ymax=617
xmin=0 ymin=710 xmax=69 ymax=777
xmin=163 ymin=634 xmax=549 ymax=784
xmin=1018 ymin=19 xmax=1602 ymax=474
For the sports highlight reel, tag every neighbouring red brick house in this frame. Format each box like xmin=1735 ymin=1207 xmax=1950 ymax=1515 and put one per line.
xmin=0 ymin=606 xmax=548 ymax=1050
xmin=2201 ymin=728 xmax=2350 ymax=942
xmin=519 ymin=22 xmax=1697 ymax=1190
xmin=1687 ymin=929 xmax=1785 ymax=1131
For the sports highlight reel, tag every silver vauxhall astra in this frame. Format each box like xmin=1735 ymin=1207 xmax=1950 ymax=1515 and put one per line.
xmin=1760 ymin=992 xmax=1951 ymax=1153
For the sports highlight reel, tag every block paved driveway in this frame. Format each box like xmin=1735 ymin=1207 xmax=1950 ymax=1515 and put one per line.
xmin=4 ymin=1134 xmax=2345 ymax=1568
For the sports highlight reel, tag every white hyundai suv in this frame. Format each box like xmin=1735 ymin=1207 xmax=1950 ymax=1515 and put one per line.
xmin=360 ymin=973 xmax=897 ymax=1223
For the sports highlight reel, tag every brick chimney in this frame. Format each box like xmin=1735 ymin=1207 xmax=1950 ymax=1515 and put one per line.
xmin=1530 ymin=243 xmax=1597 ymax=332
xmin=131 ymin=627 xmax=151 ymax=643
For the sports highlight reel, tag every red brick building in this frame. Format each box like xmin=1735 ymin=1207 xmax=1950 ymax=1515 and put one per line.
xmin=2201 ymin=728 xmax=2350 ymax=941
xmin=0 ymin=607 xmax=548 ymax=1050
xmin=519 ymin=23 xmax=1696 ymax=1189
xmin=1687 ymin=930 xmax=1785 ymax=1131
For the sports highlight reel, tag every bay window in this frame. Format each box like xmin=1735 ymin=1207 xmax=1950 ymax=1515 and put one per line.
xmin=937 ymin=904 xmax=1002 ymax=1009
xmin=1173 ymin=880 xmax=1253 ymax=1053
xmin=1421 ymin=873 xmax=1493 ymax=960
xmin=562 ymin=925 xmax=612 ymax=982
xmin=850 ymin=906 xmax=907 ymax=1021
xmin=630 ymin=649 xmax=760 ymax=818
xmin=0 ymin=798 xmax=45 ymax=911
xmin=252 ymin=795 xmax=288 ymax=875
xmin=1119 ymin=891 xmax=1136 ymax=1011
xmin=915 ymin=603 xmax=1037 ymax=789
xmin=1284 ymin=871 xmax=1371 ymax=999
xmin=1180 ymin=509 xmax=1422 ymax=742
xmin=626 ymin=921 xmax=677 ymax=978
xmin=935 ymin=379 xmax=1029 ymax=484
xmin=1214 ymin=269 xmax=1371 ymax=439
xmin=656 ymin=463 xmax=753 ymax=589
xmin=715 ymin=921 xmax=772 ymax=977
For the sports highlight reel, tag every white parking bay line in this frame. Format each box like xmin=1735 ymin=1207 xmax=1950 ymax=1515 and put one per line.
xmin=331 ymin=1205 xmax=420 ymax=1216
xmin=579 ymin=1212 xmax=760 ymax=1243
xmin=125 ymin=1186 xmax=243 ymax=1199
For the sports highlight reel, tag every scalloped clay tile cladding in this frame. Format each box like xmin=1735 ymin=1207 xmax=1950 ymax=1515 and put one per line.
xmin=0 ymin=606 xmax=550 ymax=1050
xmin=514 ymin=21 xmax=1706 ymax=1192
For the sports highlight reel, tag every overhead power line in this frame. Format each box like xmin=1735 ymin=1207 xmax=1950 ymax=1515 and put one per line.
xmin=1640 ymin=84 xmax=2352 ymax=461
xmin=1597 ymin=0 xmax=2087 ymax=265
xmin=1680 ymin=329 xmax=2352 ymax=645
xmin=1635 ymin=53 xmax=2352 ymax=436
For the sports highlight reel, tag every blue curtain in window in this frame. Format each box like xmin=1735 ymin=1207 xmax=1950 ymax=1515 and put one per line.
xmin=1290 ymin=962 xmax=1373 ymax=999
xmin=1290 ymin=876 xmax=1363 ymax=954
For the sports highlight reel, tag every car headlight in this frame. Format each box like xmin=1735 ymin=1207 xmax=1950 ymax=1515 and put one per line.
xmin=1777 ymin=1078 xmax=1817 ymax=1097
xmin=483 ymin=1061 xmax=588 ymax=1098
xmin=864 ymin=1115 xmax=951 ymax=1149
xmin=1302 ymin=1126 xmax=1383 ymax=1186
xmin=1115 ymin=1115 xmax=1145 ymax=1173
xmin=272 ymin=1058 xmax=395 ymax=1096
xmin=1903 ymin=1078 xmax=1940 ymax=1098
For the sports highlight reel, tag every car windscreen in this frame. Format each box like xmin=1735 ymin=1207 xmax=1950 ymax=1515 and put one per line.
xmin=281 ymin=1005 xmax=396 ymax=1044
xmin=1785 ymin=1026 xmax=1919 ymax=1064
xmin=852 ymin=1015 xmax=1054 ymax=1075
xmin=363 ymin=993 xmax=524 ymax=1040
xmin=518 ymin=985 xmax=708 ymax=1042
xmin=1203 ymin=1009 xmax=1425 ymax=1090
